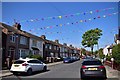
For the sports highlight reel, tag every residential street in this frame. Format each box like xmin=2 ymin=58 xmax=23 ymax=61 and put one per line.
xmin=2 ymin=60 xmax=120 ymax=80
xmin=1 ymin=2 xmax=120 ymax=80
xmin=3 ymin=60 xmax=81 ymax=79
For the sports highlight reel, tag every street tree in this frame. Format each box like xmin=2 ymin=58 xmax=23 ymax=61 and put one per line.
xmin=112 ymin=44 xmax=120 ymax=64
xmin=81 ymin=28 xmax=102 ymax=54
xmin=98 ymin=48 xmax=105 ymax=59
xmin=93 ymin=50 xmax=98 ymax=57
xmin=81 ymin=48 xmax=86 ymax=56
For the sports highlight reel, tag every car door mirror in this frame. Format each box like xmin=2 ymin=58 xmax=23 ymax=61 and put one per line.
xmin=38 ymin=60 xmax=43 ymax=64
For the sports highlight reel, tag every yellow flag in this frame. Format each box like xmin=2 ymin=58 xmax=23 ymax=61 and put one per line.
xmin=60 ymin=24 xmax=62 ymax=26
xmin=58 ymin=16 xmax=62 ymax=19
xmin=80 ymin=20 xmax=83 ymax=22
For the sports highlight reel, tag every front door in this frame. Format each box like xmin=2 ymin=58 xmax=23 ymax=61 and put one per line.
xmin=8 ymin=47 xmax=15 ymax=67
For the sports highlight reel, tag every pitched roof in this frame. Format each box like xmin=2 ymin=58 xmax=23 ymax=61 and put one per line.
xmin=44 ymin=39 xmax=61 ymax=46
xmin=0 ymin=24 xmax=4 ymax=29
xmin=0 ymin=22 xmax=45 ymax=41
xmin=1 ymin=22 xmax=30 ymax=37
xmin=22 ymin=31 xmax=45 ymax=41
xmin=107 ymin=45 xmax=113 ymax=49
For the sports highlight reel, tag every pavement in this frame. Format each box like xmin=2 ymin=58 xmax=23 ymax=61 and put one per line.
xmin=105 ymin=65 xmax=120 ymax=79
xmin=0 ymin=61 xmax=63 ymax=78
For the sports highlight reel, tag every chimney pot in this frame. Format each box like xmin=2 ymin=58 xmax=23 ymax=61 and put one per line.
xmin=13 ymin=23 xmax=21 ymax=30
xmin=41 ymin=35 xmax=46 ymax=39
xmin=55 ymin=40 xmax=59 ymax=43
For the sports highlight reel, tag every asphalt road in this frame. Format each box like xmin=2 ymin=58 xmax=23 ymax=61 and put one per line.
xmin=2 ymin=60 xmax=119 ymax=80
xmin=2 ymin=60 xmax=81 ymax=79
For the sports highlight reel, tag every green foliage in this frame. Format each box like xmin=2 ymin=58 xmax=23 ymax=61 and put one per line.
xmin=81 ymin=28 xmax=102 ymax=53
xmin=112 ymin=44 xmax=120 ymax=64
xmin=94 ymin=50 xmax=98 ymax=55
xmin=81 ymin=48 xmax=86 ymax=55
xmin=106 ymin=54 xmax=112 ymax=61
xmin=98 ymin=48 xmax=105 ymax=59
xmin=27 ymin=54 xmax=43 ymax=61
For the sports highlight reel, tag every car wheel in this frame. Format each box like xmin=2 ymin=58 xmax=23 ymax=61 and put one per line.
xmin=43 ymin=66 xmax=47 ymax=71
xmin=27 ymin=68 xmax=32 ymax=75
xmin=80 ymin=72 xmax=84 ymax=79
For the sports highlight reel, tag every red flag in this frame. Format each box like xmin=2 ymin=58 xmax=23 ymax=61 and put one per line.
xmin=98 ymin=16 xmax=100 ymax=18
xmin=96 ymin=10 xmax=99 ymax=12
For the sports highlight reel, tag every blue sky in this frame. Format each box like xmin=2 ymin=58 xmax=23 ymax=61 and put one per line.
xmin=2 ymin=2 xmax=119 ymax=51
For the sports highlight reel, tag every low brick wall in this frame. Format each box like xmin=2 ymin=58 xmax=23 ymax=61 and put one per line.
xmin=105 ymin=61 xmax=120 ymax=71
xmin=113 ymin=62 xmax=120 ymax=71
xmin=105 ymin=61 xmax=112 ymax=67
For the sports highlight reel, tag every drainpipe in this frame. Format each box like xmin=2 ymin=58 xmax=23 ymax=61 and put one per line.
xmin=15 ymin=34 xmax=19 ymax=60
xmin=0 ymin=26 xmax=3 ymax=71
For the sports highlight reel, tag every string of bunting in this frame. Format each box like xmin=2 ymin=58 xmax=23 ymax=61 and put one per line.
xmin=17 ymin=7 xmax=115 ymax=23
xmin=43 ymin=30 xmax=81 ymax=34
xmin=29 ymin=12 xmax=119 ymax=32
xmin=32 ymin=27 xmax=118 ymax=35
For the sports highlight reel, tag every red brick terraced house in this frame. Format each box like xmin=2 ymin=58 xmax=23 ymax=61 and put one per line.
xmin=1 ymin=22 xmax=30 ymax=68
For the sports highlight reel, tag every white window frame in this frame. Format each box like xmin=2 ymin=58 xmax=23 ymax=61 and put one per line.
xmin=45 ymin=44 xmax=48 ymax=49
xmin=10 ymin=35 xmax=16 ymax=43
xmin=19 ymin=49 xmax=29 ymax=58
xmin=49 ymin=45 xmax=52 ymax=49
xmin=54 ymin=46 xmax=56 ymax=50
xmin=20 ymin=36 xmax=27 ymax=45
xmin=32 ymin=39 xmax=37 ymax=47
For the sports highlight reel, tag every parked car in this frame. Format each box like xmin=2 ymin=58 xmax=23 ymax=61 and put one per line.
xmin=10 ymin=58 xmax=47 ymax=75
xmin=82 ymin=56 xmax=86 ymax=59
xmin=85 ymin=56 xmax=93 ymax=59
xmin=71 ymin=56 xmax=79 ymax=61
xmin=63 ymin=57 xmax=72 ymax=63
xmin=70 ymin=57 xmax=75 ymax=62
xmin=76 ymin=57 xmax=80 ymax=60
xmin=80 ymin=59 xmax=107 ymax=79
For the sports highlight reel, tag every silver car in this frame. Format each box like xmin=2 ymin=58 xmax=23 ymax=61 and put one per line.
xmin=10 ymin=58 xmax=47 ymax=75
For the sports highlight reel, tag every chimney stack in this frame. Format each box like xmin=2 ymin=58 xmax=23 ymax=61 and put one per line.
xmin=41 ymin=35 xmax=46 ymax=39
xmin=63 ymin=43 xmax=67 ymax=46
xmin=13 ymin=23 xmax=21 ymax=30
xmin=70 ymin=44 xmax=72 ymax=47
xmin=55 ymin=40 xmax=59 ymax=43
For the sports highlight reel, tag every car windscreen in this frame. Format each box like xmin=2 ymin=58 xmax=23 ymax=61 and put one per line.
xmin=82 ymin=61 xmax=102 ymax=65
xmin=14 ymin=60 xmax=25 ymax=64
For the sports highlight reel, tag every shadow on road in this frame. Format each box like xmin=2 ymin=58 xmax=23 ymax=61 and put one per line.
xmin=14 ymin=69 xmax=50 ymax=76
xmin=81 ymin=77 xmax=107 ymax=80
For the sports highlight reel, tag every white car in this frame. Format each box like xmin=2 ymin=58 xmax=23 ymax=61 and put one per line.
xmin=10 ymin=58 xmax=47 ymax=75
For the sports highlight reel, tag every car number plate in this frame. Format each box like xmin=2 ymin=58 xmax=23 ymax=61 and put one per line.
xmin=14 ymin=65 xmax=19 ymax=67
xmin=88 ymin=68 xmax=97 ymax=70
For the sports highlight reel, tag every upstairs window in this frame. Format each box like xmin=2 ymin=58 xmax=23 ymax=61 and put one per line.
xmin=57 ymin=47 xmax=59 ymax=50
xmin=32 ymin=39 xmax=37 ymax=47
xmin=20 ymin=36 xmax=27 ymax=45
xmin=49 ymin=45 xmax=52 ymax=49
xmin=10 ymin=35 xmax=16 ymax=43
xmin=54 ymin=46 xmax=57 ymax=50
xmin=45 ymin=44 xmax=48 ymax=49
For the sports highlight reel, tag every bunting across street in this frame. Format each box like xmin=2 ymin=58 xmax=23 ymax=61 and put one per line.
xmin=29 ymin=26 xmax=119 ymax=35
xmin=9 ymin=7 xmax=115 ymax=23
xmin=29 ymin=12 xmax=119 ymax=32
